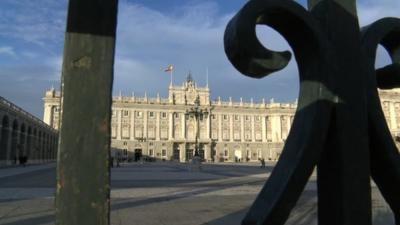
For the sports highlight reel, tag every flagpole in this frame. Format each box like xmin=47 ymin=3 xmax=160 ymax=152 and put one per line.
xmin=165 ymin=65 xmax=173 ymax=87
xmin=170 ymin=70 xmax=173 ymax=87
xmin=206 ymin=67 xmax=209 ymax=88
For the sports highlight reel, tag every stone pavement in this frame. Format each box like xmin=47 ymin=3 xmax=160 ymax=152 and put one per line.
xmin=0 ymin=162 xmax=395 ymax=225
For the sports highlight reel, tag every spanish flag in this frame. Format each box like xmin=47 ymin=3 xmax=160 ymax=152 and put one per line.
xmin=164 ymin=65 xmax=173 ymax=72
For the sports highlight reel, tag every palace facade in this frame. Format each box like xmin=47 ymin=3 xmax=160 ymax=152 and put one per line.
xmin=43 ymin=74 xmax=400 ymax=162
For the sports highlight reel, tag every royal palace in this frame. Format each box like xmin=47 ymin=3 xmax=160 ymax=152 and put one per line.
xmin=43 ymin=74 xmax=400 ymax=162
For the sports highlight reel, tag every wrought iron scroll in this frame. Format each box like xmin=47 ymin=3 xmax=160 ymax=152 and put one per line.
xmin=224 ymin=0 xmax=400 ymax=225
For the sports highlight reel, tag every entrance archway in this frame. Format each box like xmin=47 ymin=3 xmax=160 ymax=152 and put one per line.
xmin=10 ymin=120 xmax=19 ymax=164
xmin=134 ymin=149 xmax=142 ymax=161
xmin=234 ymin=149 xmax=242 ymax=162
xmin=19 ymin=124 xmax=26 ymax=159
xmin=172 ymin=144 xmax=180 ymax=160
xmin=0 ymin=116 xmax=10 ymax=162
xmin=186 ymin=149 xmax=194 ymax=161
xmin=27 ymin=127 xmax=32 ymax=159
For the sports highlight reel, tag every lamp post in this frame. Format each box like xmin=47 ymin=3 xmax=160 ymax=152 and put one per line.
xmin=185 ymin=95 xmax=209 ymax=158
xmin=136 ymin=126 xmax=148 ymax=161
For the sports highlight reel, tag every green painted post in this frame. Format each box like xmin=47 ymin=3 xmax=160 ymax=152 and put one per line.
xmin=55 ymin=1 xmax=118 ymax=225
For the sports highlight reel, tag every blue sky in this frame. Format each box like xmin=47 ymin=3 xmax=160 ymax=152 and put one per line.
xmin=0 ymin=0 xmax=398 ymax=118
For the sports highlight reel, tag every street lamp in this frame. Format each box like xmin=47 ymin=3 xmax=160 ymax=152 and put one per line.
xmin=136 ymin=126 xmax=148 ymax=161
xmin=185 ymin=95 xmax=209 ymax=158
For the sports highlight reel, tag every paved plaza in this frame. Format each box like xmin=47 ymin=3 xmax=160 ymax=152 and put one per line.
xmin=0 ymin=162 xmax=395 ymax=225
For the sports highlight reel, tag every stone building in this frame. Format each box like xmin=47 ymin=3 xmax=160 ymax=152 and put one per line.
xmin=43 ymin=74 xmax=400 ymax=162
xmin=1 ymin=96 xmax=58 ymax=166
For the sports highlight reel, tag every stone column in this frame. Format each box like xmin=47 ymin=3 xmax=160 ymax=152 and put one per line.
xmin=204 ymin=144 xmax=210 ymax=161
xmin=169 ymin=112 xmax=174 ymax=140
xmin=286 ymin=115 xmax=292 ymax=136
xmin=271 ymin=115 xmax=282 ymax=142
xmin=251 ymin=115 xmax=255 ymax=142
xmin=116 ymin=110 xmax=121 ymax=140
xmin=207 ymin=112 xmax=211 ymax=139
xmin=181 ymin=112 xmax=186 ymax=139
xmin=241 ymin=115 xmax=245 ymax=142
xmin=229 ymin=114 xmax=233 ymax=142
xmin=218 ymin=114 xmax=222 ymax=141
xmin=22 ymin=130 xmax=28 ymax=156
xmin=130 ymin=110 xmax=135 ymax=140
xmin=179 ymin=143 xmax=186 ymax=162
xmin=262 ymin=116 xmax=267 ymax=142
xmin=156 ymin=111 xmax=160 ymax=141
xmin=144 ymin=110 xmax=148 ymax=138
xmin=389 ymin=102 xmax=397 ymax=132
xmin=43 ymin=105 xmax=54 ymax=126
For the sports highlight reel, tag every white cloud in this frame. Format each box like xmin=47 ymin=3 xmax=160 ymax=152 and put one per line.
xmin=114 ymin=1 xmax=299 ymax=102
xmin=0 ymin=46 xmax=16 ymax=57
xmin=0 ymin=0 xmax=66 ymax=54
xmin=358 ymin=0 xmax=400 ymax=26
xmin=0 ymin=0 xmax=398 ymax=117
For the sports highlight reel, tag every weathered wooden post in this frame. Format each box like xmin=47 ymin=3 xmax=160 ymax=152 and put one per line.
xmin=224 ymin=0 xmax=400 ymax=224
xmin=55 ymin=1 xmax=118 ymax=225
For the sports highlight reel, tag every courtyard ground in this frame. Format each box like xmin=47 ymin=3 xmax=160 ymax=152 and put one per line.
xmin=0 ymin=162 xmax=395 ymax=225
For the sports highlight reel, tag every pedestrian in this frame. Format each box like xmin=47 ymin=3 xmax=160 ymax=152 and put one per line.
xmin=260 ymin=158 xmax=265 ymax=168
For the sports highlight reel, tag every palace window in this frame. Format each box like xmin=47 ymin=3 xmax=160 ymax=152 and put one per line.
xmin=234 ymin=132 xmax=240 ymax=140
xmin=255 ymin=116 xmax=260 ymax=121
xmin=149 ymin=111 xmax=155 ymax=118
xmin=222 ymin=130 xmax=229 ymax=140
xmin=134 ymin=126 xmax=143 ymax=138
xmin=255 ymin=132 xmax=262 ymax=141
xmin=162 ymin=149 xmax=167 ymax=157
xmin=188 ymin=125 xmax=195 ymax=139
xmin=148 ymin=126 xmax=156 ymax=139
xmin=123 ymin=110 xmax=129 ymax=117
xmin=281 ymin=116 xmax=288 ymax=140
xmin=234 ymin=115 xmax=239 ymax=121
xmin=266 ymin=116 xmax=272 ymax=141
xmin=245 ymin=132 xmax=251 ymax=140
xmin=223 ymin=115 xmax=228 ymax=120
xmin=211 ymin=114 xmax=216 ymax=120
xmin=245 ymin=116 xmax=250 ymax=121
xmin=161 ymin=112 xmax=167 ymax=118
xmin=122 ymin=125 xmax=130 ymax=138
xmin=111 ymin=125 xmax=117 ymax=138
xmin=174 ymin=113 xmax=179 ymax=118
xmin=160 ymin=128 xmax=168 ymax=139
xmin=136 ymin=111 xmax=143 ymax=118
xmin=174 ymin=125 xmax=181 ymax=138
xmin=224 ymin=149 xmax=228 ymax=157
xmin=395 ymin=103 xmax=400 ymax=128
xmin=149 ymin=149 xmax=154 ymax=156
xmin=211 ymin=129 xmax=218 ymax=139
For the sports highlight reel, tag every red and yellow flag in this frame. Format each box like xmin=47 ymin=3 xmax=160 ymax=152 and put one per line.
xmin=164 ymin=65 xmax=173 ymax=72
